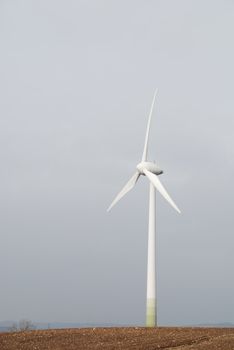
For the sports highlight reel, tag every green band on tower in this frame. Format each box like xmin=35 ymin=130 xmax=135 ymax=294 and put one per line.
xmin=146 ymin=298 xmax=156 ymax=327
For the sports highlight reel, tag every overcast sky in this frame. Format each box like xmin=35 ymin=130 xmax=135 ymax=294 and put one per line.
xmin=0 ymin=0 xmax=234 ymax=326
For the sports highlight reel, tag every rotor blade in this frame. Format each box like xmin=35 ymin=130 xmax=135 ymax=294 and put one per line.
xmin=141 ymin=89 xmax=158 ymax=162
xmin=143 ymin=168 xmax=181 ymax=213
xmin=107 ymin=171 xmax=140 ymax=212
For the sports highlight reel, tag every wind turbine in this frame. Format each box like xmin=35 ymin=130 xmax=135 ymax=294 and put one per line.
xmin=107 ymin=90 xmax=181 ymax=327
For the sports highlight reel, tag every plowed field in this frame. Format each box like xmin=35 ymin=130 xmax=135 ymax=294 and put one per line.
xmin=1 ymin=327 xmax=234 ymax=350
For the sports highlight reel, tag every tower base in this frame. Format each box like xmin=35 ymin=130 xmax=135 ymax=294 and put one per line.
xmin=146 ymin=298 xmax=156 ymax=327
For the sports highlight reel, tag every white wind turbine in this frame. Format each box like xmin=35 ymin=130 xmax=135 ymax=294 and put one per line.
xmin=107 ymin=90 xmax=181 ymax=327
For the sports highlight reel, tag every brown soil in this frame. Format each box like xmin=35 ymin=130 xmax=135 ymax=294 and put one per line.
xmin=1 ymin=327 xmax=234 ymax=350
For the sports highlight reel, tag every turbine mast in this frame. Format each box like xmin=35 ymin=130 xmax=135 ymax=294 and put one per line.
xmin=146 ymin=182 xmax=156 ymax=327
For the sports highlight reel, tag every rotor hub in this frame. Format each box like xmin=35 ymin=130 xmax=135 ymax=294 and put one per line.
xmin=137 ymin=161 xmax=163 ymax=176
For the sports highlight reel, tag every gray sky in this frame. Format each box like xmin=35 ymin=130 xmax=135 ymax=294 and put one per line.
xmin=0 ymin=0 xmax=234 ymax=326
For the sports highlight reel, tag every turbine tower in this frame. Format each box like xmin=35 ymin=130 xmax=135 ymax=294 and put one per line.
xmin=107 ymin=90 xmax=181 ymax=327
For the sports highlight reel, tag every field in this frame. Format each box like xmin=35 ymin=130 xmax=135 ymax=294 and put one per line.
xmin=1 ymin=327 xmax=234 ymax=349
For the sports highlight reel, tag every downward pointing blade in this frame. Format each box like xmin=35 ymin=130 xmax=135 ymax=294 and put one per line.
xmin=107 ymin=171 xmax=140 ymax=212
xmin=142 ymin=89 xmax=158 ymax=162
xmin=143 ymin=168 xmax=181 ymax=213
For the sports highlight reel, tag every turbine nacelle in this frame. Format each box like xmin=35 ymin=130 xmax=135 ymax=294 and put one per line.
xmin=137 ymin=162 xmax=163 ymax=176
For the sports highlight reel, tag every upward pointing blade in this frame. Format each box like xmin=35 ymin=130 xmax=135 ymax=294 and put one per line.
xmin=142 ymin=89 xmax=158 ymax=162
xmin=143 ymin=168 xmax=181 ymax=214
xmin=107 ymin=171 xmax=140 ymax=212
